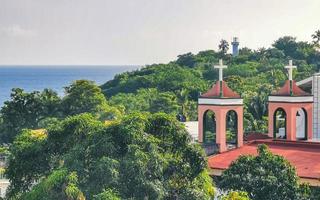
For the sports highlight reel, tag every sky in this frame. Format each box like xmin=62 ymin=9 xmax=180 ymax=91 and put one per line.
xmin=0 ymin=0 xmax=319 ymax=65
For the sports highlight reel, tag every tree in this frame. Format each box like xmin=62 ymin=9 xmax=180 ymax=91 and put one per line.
xmin=0 ymin=81 xmax=122 ymax=144
xmin=219 ymin=144 xmax=310 ymax=200
xmin=239 ymin=47 xmax=252 ymax=56
xmin=177 ymin=88 xmax=189 ymax=119
xmin=7 ymin=113 xmax=214 ymax=199
xmin=109 ymin=88 xmax=180 ymax=115
xmin=176 ymin=52 xmax=196 ymax=67
xmin=61 ymin=80 xmax=122 ymax=121
xmin=219 ymin=39 xmax=229 ymax=55
xmin=61 ymin=80 xmax=108 ymax=116
xmin=20 ymin=169 xmax=85 ymax=200
xmin=0 ymin=88 xmax=61 ymax=143
xmin=272 ymin=36 xmax=314 ymax=60
xmin=93 ymin=189 xmax=120 ymax=200
xmin=244 ymin=84 xmax=273 ymax=132
xmin=226 ymin=62 xmax=259 ymax=77
xmin=6 ymin=129 xmax=50 ymax=198
xmin=149 ymin=92 xmax=180 ymax=114
xmin=273 ymin=36 xmax=298 ymax=58
xmin=39 ymin=88 xmax=62 ymax=118
xmin=312 ymin=30 xmax=320 ymax=45
xmin=221 ymin=191 xmax=250 ymax=200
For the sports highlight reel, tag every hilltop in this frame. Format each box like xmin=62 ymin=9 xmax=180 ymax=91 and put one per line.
xmin=101 ymin=36 xmax=320 ymax=133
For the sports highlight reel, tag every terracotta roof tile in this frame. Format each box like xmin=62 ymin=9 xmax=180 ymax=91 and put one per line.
xmin=201 ymin=81 xmax=240 ymax=98
xmin=272 ymin=80 xmax=310 ymax=96
xmin=208 ymin=140 xmax=320 ymax=179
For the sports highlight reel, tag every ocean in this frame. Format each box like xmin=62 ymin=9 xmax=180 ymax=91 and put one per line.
xmin=0 ymin=66 xmax=139 ymax=106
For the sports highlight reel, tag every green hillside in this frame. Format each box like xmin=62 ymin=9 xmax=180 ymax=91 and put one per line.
xmin=101 ymin=36 xmax=320 ymax=133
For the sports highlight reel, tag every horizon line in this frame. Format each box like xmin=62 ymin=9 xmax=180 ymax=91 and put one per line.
xmin=0 ymin=64 xmax=143 ymax=68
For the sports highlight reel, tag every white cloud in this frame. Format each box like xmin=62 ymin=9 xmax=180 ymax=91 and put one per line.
xmin=0 ymin=25 xmax=37 ymax=38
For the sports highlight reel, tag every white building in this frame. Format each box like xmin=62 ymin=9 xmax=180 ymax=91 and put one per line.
xmin=0 ymin=155 xmax=9 ymax=198
xmin=182 ymin=121 xmax=198 ymax=143
xmin=0 ymin=179 xmax=9 ymax=198
xmin=297 ymin=72 xmax=320 ymax=140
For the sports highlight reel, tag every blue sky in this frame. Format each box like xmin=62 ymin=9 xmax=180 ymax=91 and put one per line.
xmin=0 ymin=0 xmax=319 ymax=65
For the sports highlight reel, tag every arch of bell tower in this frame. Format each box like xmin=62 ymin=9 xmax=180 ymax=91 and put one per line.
xmin=198 ymin=60 xmax=243 ymax=153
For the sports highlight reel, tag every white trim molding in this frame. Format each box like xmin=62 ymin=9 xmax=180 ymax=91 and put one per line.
xmin=297 ymin=77 xmax=313 ymax=86
xmin=198 ymin=98 xmax=243 ymax=105
xmin=269 ymin=96 xmax=313 ymax=103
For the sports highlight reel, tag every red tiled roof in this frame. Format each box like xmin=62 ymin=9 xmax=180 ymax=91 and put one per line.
xmin=208 ymin=140 xmax=320 ymax=179
xmin=272 ymin=80 xmax=310 ymax=96
xmin=201 ymin=81 xmax=240 ymax=98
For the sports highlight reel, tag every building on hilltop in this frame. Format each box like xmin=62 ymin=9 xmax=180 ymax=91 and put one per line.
xmin=231 ymin=37 xmax=239 ymax=56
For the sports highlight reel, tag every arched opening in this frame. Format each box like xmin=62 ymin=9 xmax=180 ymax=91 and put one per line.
xmin=296 ymin=108 xmax=307 ymax=140
xmin=203 ymin=110 xmax=216 ymax=144
xmin=226 ymin=110 xmax=238 ymax=149
xmin=273 ymin=108 xmax=287 ymax=139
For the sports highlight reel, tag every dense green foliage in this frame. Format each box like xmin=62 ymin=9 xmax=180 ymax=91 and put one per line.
xmin=0 ymin=88 xmax=61 ymax=143
xmin=62 ymin=80 xmax=109 ymax=116
xmin=218 ymin=144 xmax=310 ymax=200
xmin=6 ymin=113 xmax=214 ymax=199
xmin=102 ymin=36 xmax=320 ymax=133
xmin=0 ymin=80 xmax=122 ymax=143
xmin=0 ymin=78 xmax=214 ymax=199
xmin=20 ymin=169 xmax=85 ymax=200
xmin=221 ymin=191 xmax=250 ymax=200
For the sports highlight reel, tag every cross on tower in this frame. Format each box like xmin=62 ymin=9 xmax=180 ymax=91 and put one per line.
xmin=285 ymin=60 xmax=297 ymax=96
xmin=214 ymin=59 xmax=228 ymax=81
xmin=285 ymin=60 xmax=296 ymax=81
xmin=214 ymin=59 xmax=228 ymax=97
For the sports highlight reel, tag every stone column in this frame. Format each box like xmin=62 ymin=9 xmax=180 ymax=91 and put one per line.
xmin=286 ymin=107 xmax=297 ymax=141
xmin=237 ymin=107 xmax=244 ymax=147
xmin=198 ymin=107 xmax=204 ymax=143
xmin=268 ymin=104 xmax=275 ymax=138
xmin=216 ymin=109 xmax=227 ymax=153
xmin=306 ymin=104 xmax=313 ymax=140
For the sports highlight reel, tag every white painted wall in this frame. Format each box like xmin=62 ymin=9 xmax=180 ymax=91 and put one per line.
xmin=182 ymin=121 xmax=198 ymax=143
xmin=198 ymin=98 xmax=243 ymax=105
xmin=297 ymin=73 xmax=320 ymax=141
xmin=0 ymin=179 xmax=9 ymax=198
xmin=296 ymin=108 xmax=306 ymax=139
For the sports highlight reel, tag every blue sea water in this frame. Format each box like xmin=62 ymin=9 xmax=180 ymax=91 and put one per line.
xmin=0 ymin=65 xmax=139 ymax=106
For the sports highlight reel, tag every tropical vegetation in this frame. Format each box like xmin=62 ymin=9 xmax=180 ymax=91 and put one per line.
xmin=6 ymin=113 xmax=214 ymax=199
xmin=0 ymin=31 xmax=319 ymax=199
xmin=102 ymin=32 xmax=320 ymax=134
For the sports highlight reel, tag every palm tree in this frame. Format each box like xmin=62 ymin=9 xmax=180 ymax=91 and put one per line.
xmin=177 ymin=88 xmax=189 ymax=120
xmin=312 ymin=30 xmax=320 ymax=45
xmin=218 ymin=39 xmax=229 ymax=54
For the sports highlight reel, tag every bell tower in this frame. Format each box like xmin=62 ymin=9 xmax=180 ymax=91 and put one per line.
xmin=198 ymin=59 xmax=243 ymax=153
xmin=268 ymin=60 xmax=313 ymax=141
